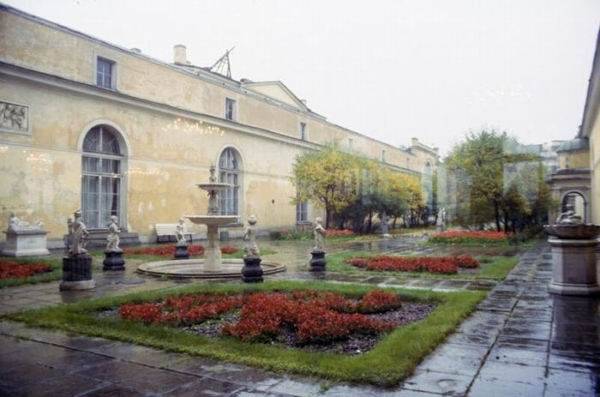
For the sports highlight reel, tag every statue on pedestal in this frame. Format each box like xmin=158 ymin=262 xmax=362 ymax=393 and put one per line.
xmin=436 ymin=208 xmax=447 ymax=231
xmin=310 ymin=217 xmax=327 ymax=272
xmin=556 ymin=203 xmax=583 ymax=225
xmin=174 ymin=217 xmax=189 ymax=259
xmin=60 ymin=210 xmax=95 ymax=290
xmin=241 ymin=215 xmax=263 ymax=282
xmin=2 ymin=212 xmax=49 ymax=257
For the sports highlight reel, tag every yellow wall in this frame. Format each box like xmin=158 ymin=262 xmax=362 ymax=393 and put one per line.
xmin=558 ymin=150 xmax=590 ymax=170
xmin=590 ymin=118 xmax=600 ymax=224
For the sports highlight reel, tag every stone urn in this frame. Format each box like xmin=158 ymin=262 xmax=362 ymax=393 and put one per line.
xmin=544 ymin=222 xmax=600 ymax=296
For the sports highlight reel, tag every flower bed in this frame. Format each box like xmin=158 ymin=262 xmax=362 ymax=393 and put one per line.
xmin=0 ymin=260 xmax=52 ymax=280
xmin=119 ymin=290 xmax=403 ymax=345
xmin=124 ymin=244 xmax=240 ymax=257
xmin=429 ymin=230 xmax=509 ymax=244
xmin=326 ymin=229 xmax=355 ymax=238
xmin=346 ymin=255 xmax=479 ymax=274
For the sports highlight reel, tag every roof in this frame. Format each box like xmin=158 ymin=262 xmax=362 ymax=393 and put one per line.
xmin=556 ymin=137 xmax=589 ymax=152
xmin=579 ymin=28 xmax=600 ymax=139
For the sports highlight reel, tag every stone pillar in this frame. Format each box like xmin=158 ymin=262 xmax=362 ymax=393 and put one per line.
xmin=2 ymin=230 xmax=50 ymax=257
xmin=60 ymin=254 xmax=95 ymax=290
xmin=548 ymin=238 xmax=600 ymax=296
xmin=205 ymin=224 xmax=222 ymax=270
xmin=309 ymin=249 xmax=326 ymax=272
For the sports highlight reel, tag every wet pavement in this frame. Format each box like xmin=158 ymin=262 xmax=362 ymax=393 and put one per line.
xmin=0 ymin=241 xmax=599 ymax=395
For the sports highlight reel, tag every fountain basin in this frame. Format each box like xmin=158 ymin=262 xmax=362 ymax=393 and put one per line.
xmin=137 ymin=258 xmax=285 ymax=279
xmin=185 ymin=215 xmax=238 ymax=226
xmin=197 ymin=183 xmax=231 ymax=191
xmin=544 ymin=224 xmax=600 ymax=240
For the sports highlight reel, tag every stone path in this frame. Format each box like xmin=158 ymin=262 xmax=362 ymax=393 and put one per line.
xmin=0 ymin=243 xmax=598 ymax=395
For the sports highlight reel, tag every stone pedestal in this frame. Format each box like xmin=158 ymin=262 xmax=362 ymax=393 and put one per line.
xmin=241 ymin=255 xmax=263 ymax=283
xmin=548 ymin=238 xmax=600 ymax=296
xmin=2 ymin=230 xmax=50 ymax=257
xmin=174 ymin=243 xmax=189 ymax=259
xmin=205 ymin=224 xmax=222 ymax=270
xmin=60 ymin=254 xmax=95 ymax=290
xmin=309 ymin=249 xmax=326 ymax=272
xmin=103 ymin=250 xmax=125 ymax=271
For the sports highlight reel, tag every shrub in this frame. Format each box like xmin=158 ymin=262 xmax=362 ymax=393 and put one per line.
xmin=0 ymin=261 xmax=52 ymax=280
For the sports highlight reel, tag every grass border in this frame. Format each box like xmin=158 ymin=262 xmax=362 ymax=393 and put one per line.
xmin=6 ymin=280 xmax=485 ymax=386
xmin=0 ymin=258 xmax=62 ymax=288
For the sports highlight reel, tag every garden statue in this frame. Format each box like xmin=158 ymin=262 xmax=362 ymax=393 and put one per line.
xmin=106 ymin=215 xmax=121 ymax=251
xmin=69 ymin=210 xmax=89 ymax=255
xmin=243 ymin=214 xmax=260 ymax=256
xmin=436 ymin=208 xmax=447 ymax=231
xmin=310 ymin=217 xmax=327 ymax=272
xmin=60 ymin=209 xmax=95 ymax=290
xmin=380 ymin=212 xmax=391 ymax=238
xmin=2 ymin=212 xmax=49 ymax=257
xmin=313 ymin=217 xmax=326 ymax=251
xmin=174 ymin=217 xmax=189 ymax=259
xmin=103 ymin=215 xmax=125 ymax=271
xmin=555 ymin=203 xmax=583 ymax=225
xmin=241 ymin=214 xmax=263 ymax=282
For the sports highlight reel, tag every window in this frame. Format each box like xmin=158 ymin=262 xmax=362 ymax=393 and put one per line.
xmin=96 ymin=57 xmax=115 ymax=89
xmin=82 ymin=125 xmax=123 ymax=228
xmin=381 ymin=149 xmax=386 ymax=162
xmin=218 ymin=147 xmax=241 ymax=216
xmin=296 ymin=200 xmax=308 ymax=223
xmin=300 ymin=122 xmax=307 ymax=140
xmin=225 ymin=98 xmax=236 ymax=121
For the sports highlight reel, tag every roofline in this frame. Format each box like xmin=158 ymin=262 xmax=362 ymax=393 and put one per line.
xmin=0 ymin=2 xmax=438 ymax=162
xmin=579 ymin=27 xmax=600 ymax=139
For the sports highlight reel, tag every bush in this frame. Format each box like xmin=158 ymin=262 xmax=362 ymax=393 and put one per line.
xmin=429 ymin=230 xmax=509 ymax=244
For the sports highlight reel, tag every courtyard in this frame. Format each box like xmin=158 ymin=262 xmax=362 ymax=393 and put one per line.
xmin=1 ymin=1 xmax=600 ymax=396
xmin=0 ymin=234 xmax=599 ymax=396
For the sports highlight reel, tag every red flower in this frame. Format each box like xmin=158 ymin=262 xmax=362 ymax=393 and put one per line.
xmin=326 ymin=229 xmax=355 ymax=238
xmin=220 ymin=245 xmax=239 ymax=255
xmin=124 ymin=244 xmax=205 ymax=257
xmin=345 ymin=255 xmax=479 ymax=274
xmin=0 ymin=261 xmax=52 ymax=280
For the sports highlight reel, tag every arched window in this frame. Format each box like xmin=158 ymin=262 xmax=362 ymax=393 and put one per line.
xmin=81 ymin=125 xmax=124 ymax=228
xmin=218 ymin=147 xmax=241 ymax=216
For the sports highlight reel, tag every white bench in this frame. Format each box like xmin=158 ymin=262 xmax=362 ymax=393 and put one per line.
xmin=155 ymin=223 xmax=193 ymax=243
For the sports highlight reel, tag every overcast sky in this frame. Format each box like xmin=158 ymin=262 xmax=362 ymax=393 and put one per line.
xmin=6 ymin=0 xmax=600 ymax=155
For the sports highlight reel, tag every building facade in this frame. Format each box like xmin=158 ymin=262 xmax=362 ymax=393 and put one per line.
xmin=0 ymin=5 xmax=439 ymax=246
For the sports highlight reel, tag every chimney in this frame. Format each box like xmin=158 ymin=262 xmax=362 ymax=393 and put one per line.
xmin=173 ymin=44 xmax=189 ymax=65
xmin=130 ymin=48 xmax=142 ymax=54
xmin=411 ymin=137 xmax=419 ymax=146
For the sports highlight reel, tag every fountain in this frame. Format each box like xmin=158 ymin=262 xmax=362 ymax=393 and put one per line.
xmin=137 ymin=165 xmax=285 ymax=278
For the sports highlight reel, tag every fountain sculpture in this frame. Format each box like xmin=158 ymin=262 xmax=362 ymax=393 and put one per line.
xmin=137 ymin=165 xmax=285 ymax=279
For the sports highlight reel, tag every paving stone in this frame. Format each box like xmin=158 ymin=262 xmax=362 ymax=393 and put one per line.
xmin=267 ymin=378 xmax=324 ymax=396
xmin=544 ymin=368 xmax=600 ymax=395
xmin=76 ymin=360 xmax=198 ymax=394
xmin=468 ymin=378 xmax=544 ymax=397
xmin=477 ymin=361 xmax=545 ymax=385
xmin=163 ymin=377 xmax=244 ymax=396
xmin=76 ymin=384 xmax=146 ymax=396
xmin=418 ymin=343 xmax=488 ymax=376
xmin=487 ymin=345 xmax=547 ymax=367
xmin=402 ymin=370 xmax=472 ymax=395
xmin=12 ymin=374 xmax=108 ymax=397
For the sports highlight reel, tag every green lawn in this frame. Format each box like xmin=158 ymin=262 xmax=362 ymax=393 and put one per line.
xmin=0 ymin=257 xmax=62 ymax=288
xmin=6 ymin=280 xmax=485 ymax=386
xmin=327 ymin=251 xmax=519 ymax=281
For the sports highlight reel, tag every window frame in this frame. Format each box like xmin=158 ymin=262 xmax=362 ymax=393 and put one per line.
xmin=300 ymin=122 xmax=307 ymax=141
xmin=96 ymin=56 xmax=116 ymax=90
xmin=225 ymin=98 xmax=237 ymax=121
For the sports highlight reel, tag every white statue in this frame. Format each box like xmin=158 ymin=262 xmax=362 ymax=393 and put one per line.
xmin=106 ymin=215 xmax=121 ymax=251
xmin=556 ymin=203 xmax=583 ymax=225
xmin=313 ymin=217 xmax=326 ymax=251
xmin=7 ymin=212 xmax=43 ymax=233
xmin=243 ymin=215 xmax=260 ymax=256
xmin=69 ymin=210 xmax=89 ymax=255
xmin=175 ymin=218 xmax=187 ymax=245
xmin=436 ymin=208 xmax=447 ymax=231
